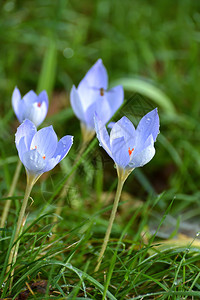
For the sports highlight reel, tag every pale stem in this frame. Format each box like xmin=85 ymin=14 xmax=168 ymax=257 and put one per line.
xmin=94 ymin=176 xmax=125 ymax=272
xmin=1 ymin=160 xmax=22 ymax=228
xmin=6 ymin=176 xmax=34 ymax=287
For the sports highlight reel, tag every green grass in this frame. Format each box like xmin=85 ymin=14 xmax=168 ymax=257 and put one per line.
xmin=1 ymin=0 xmax=200 ymax=298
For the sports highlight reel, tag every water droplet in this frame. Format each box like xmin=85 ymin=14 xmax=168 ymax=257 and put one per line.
xmin=63 ymin=48 xmax=74 ymax=59
xmin=196 ymin=232 xmax=200 ymax=237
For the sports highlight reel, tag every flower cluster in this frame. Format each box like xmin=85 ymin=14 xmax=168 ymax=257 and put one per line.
xmin=13 ymin=59 xmax=159 ymax=183
xmin=9 ymin=59 xmax=160 ymax=276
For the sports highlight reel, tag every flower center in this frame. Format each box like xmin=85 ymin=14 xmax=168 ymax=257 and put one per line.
xmin=31 ymin=146 xmax=45 ymax=159
xmin=37 ymin=102 xmax=41 ymax=107
xmin=100 ymin=88 xmax=104 ymax=96
xmin=128 ymin=147 xmax=134 ymax=156
xmin=31 ymin=145 xmax=37 ymax=150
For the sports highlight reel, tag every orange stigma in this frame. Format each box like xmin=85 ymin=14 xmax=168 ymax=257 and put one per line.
xmin=37 ymin=102 xmax=41 ymax=107
xmin=42 ymin=155 xmax=46 ymax=160
xmin=128 ymin=147 xmax=134 ymax=156
xmin=31 ymin=146 xmax=37 ymax=150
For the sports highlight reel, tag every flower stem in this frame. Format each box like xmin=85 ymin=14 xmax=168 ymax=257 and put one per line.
xmin=94 ymin=177 xmax=125 ymax=272
xmin=6 ymin=177 xmax=34 ymax=288
xmin=1 ymin=160 xmax=22 ymax=228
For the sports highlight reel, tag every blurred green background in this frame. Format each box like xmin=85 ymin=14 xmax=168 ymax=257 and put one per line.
xmin=1 ymin=0 xmax=200 ymax=211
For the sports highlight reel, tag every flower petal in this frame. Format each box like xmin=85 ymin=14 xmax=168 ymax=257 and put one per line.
xmin=85 ymin=96 xmax=111 ymax=129
xmin=22 ymin=149 xmax=46 ymax=176
xmin=23 ymin=101 xmax=48 ymax=127
xmin=30 ymin=126 xmax=58 ymax=160
xmin=95 ymin=96 xmax=112 ymax=125
xmin=43 ymin=135 xmax=73 ymax=172
xmin=17 ymin=137 xmax=27 ymax=162
xmin=136 ymin=108 xmax=160 ymax=143
xmin=76 ymin=59 xmax=108 ymax=112
xmin=38 ymin=90 xmax=49 ymax=108
xmin=110 ymin=116 xmax=135 ymax=145
xmin=94 ymin=113 xmax=112 ymax=158
xmin=106 ymin=85 xmax=124 ymax=117
xmin=23 ymin=90 xmax=37 ymax=105
xmin=12 ymin=87 xmax=23 ymax=123
xmin=78 ymin=59 xmax=108 ymax=92
xmin=28 ymin=90 xmax=49 ymax=127
xmin=111 ymin=136 xmax=130 ymax=168
xmin=15 ymin=119 xmax=37 ymax=154
xmin=70 ymin=85 xmax=86 ymax=123
xmin=128 ymin=135 xmax=155 ymax=168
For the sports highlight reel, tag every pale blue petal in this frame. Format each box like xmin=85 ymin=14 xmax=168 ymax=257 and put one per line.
xmin=77 ymin=85 xmax=103 ymax=112
xmin=70 ymin=85 xmax=86 ymax=123
xmin=42 ymin=156 xmax=61 ymax=173
xmin=85 ymin=96 xmax=111 ymax=129
xmin=110 ymin=116 xmax=135 ymax=145
xmin=12 ymin=87 xmax=24 ymax=123
xmin=53 ymin=135 xmax=73 ymax=161
xmin=22 ymin=149 xmax=46 ymax=175
xmin=128 ymin=135 xmax=155 ymax=168
xmin=43 ymin=135 xmax=73 ymax=172
xmin=23 ymin=101 xmax=48 ymax=127
xmin=30 ymin=126 xmax=58 ymax=160
xmin=78 ymin=59 xmax=108 ymax=93
xmin=94 ymin=113 xmax=112 ymax=158
xmin=23 ymin=90 xmax=37 ymax=105
xmin=17 ymin=137 xmax=27 ymax=162
xmin=76 ymin=59 xmax=108 ymax=112
xmin=95 ymin=96 xmax=112 ymax=125
xmin=111 ymin=136 xmax=130 ymax=168
xmin=107 ymin=122 xmax=115 ymax=129
xmin=106 ymin=85 xmax=124 ymax=117
xmin=136 ymin=108 xmax=159 ymax=143
xmin=38 ymin=90 xmax=49 ymax=109
xmin=15 ymin=119 xmax=37 ymax=152
xmin=28 ymin=90 xmax=49 ymax=126
xmin=84 ymin=102 xmax=96 ymax=129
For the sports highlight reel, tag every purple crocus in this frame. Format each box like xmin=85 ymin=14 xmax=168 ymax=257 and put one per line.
xmin=94 ymin=108 xmax=159 ymax=271
xmin=12 ymin=87 xmax=49 ymax=127
xmin=70 ymin=59 xmax=124 ymax=141
xmin=15 ymin=119 xmax=73 ymax=183
xmin=95 ymin=108 xmax=159 ymax=178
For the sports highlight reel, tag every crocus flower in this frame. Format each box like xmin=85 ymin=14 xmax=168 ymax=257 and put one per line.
xmin=12 ymin=87 xmax=49 ymax=127
xmin=94 ymin=108 xmax=160 ymax=271
xmin=70 ymin=59 xmax=124 ymax=142
xmin=95 ymin=108 xmax=159 ymax=180
xmin=15 ymin=119 xmax=73 ymax=183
